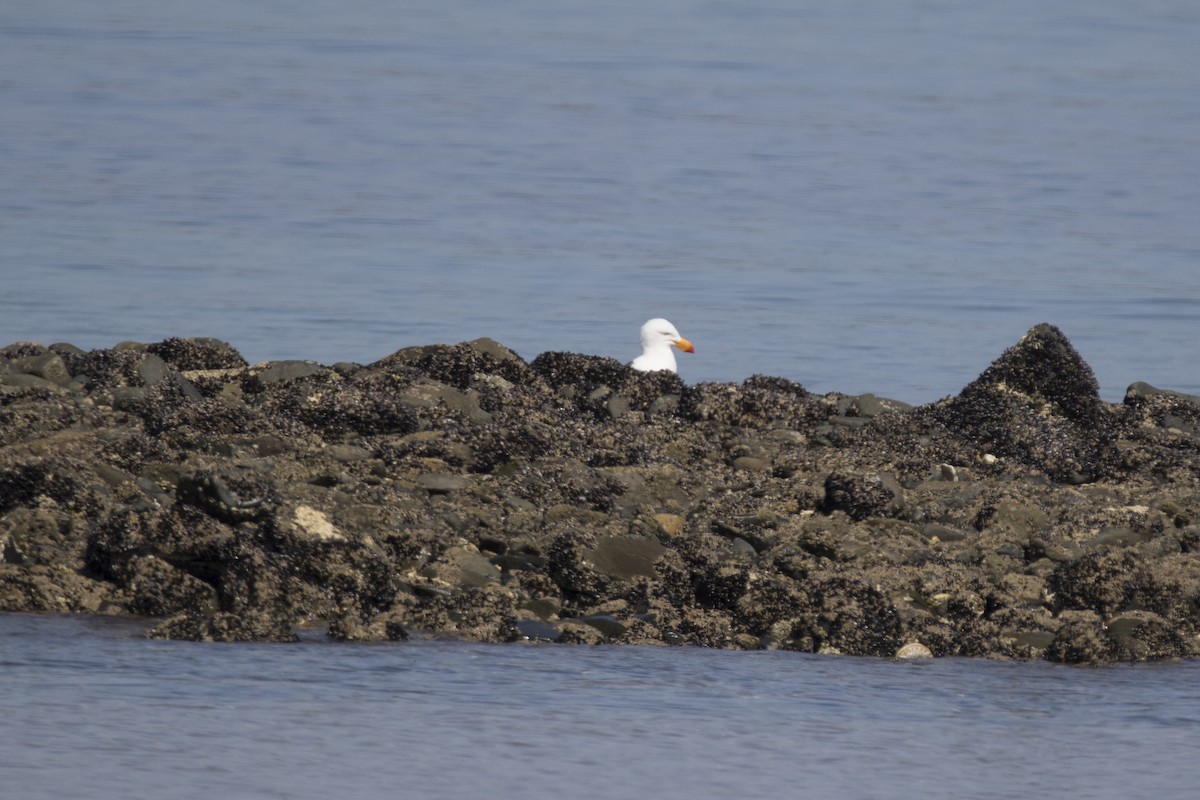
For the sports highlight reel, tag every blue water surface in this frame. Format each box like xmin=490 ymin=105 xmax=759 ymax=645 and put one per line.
xmin=2 ymin=613 xmax=1199 ymax=800
xmin=1 ymin=0 xmax=1197 ymax=403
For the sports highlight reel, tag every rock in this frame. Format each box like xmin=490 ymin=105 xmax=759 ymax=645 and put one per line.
xmin=254 ymin=360 xmax=328 ymax=385
xmin=136 ymin=355 xmax=171 ymax=387
xmin=976 ymin=501 xmax=1050 ymax=537
xmin=1 ymin=372 xmax=66 ymax=391
xmin=653 ymin=513 xmax=687 ymax=537
xmin=604 ymin=395 xmax=631 ymax=420
xmin=733 ymin=456 xmax=771 ymax=473
xmin=895 ymin=641 xmax=934 ymax=659
xmin=920 ymin=523 xmax=968 ymax=543
xmin=0 ymin=327 xmax=1198 ymax=664
xmin=927 ymin=323 xmax=1110 ymax=482
xmin=514 ymin=617 xmax=561 ymax=642
xmin=580 ymin=613 xmax=627 ymax=638
xmin=120 ymin=554 xmax=219 ymax=617
xmin=291 ymin=505 xmax=347 ymax=542
xmin=680 ymin=375 xmax=819 ymax=429
xmin=584 ymin=536 xmax=666 ymax=582
xmin=16 ymin=352 xmax=73 ymax=386
xmin=931 ymin=463 xmax=959 ymax=482
xmin=111 ymin=386 xmax=148 ymax=411
xmin=382 ymin=339 xmax=533 ymax=391
xmin=422 ymin=545 xmax=500 ymax=588
xmin=1104 ymin=611 xmax=1197 ymax=661
xmin=148 ymin=610 xmax=299 ymax=643
xmin=821 ymin=472 xmax=904 ymax=520
xmin=1046 ymin=551 xmax=1153 ymax=617
xmin=417 ymin=473 xmax=469 ymax=494
xmin=1124 ymin=382 xmax=1200 ymax=406
xmin=1046 ymin=610 xmax=1110 ymax=664
xmin=326 ymin=444 xmax=372 ymax=463
xmin=147 ymin=337 xmax=247 ymax=370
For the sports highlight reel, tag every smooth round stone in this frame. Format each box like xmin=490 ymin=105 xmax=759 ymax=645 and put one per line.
xmin=255 ymin=360 xmax=326 ymax=384
xmin=584 ymin=536 xmax=667 ymax=581
xmin=895 ymin=642 xmax=934 ymax=659
xmin=111 ymin=386 xmax=148 ymax=410
xmin=137 ymin=354 xmax=171 ymax=386
xmin=1 ymin=372 xmax=65 ymax=390
xmin=326 ymin=445 xmax=372 ymax=463
xmin=605 ymin=395 xmax=631 ymax=420
xmin=580 ymin=614 xmax=627 ymax=638
xmin=732 ymin=456 xmax=771 ymax=473
xmin=653 ymin=513 xmax=686 ymax=537
xmin=417 ymin=473 xmax=469 ymax=494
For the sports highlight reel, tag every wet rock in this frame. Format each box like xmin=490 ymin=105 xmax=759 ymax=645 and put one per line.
xmin=1124 ymin=381 xmax=1200 ymax=407
xmin=821 ymin=471 xmax=904 ymax=521
xmin=417 ymin=473 xmax=469 ymax=494
xmin=1104 ymin=611 xmax=1197 ymax=662
xmin=732 ymin=456 xmax=771 ymax=473
xmin=252 ymin=360 xmax=327 ymax=385
xmin=136 ymin=354 xmax=172 ymax=387
xmin=421 ymin=545 xmax=500 ymax=588
xmin=1046 ymin=551 xmax=1155 ymax=617
xmin=147 ymin=337 xmax=248 ymax=371
xmin=176 ymin=470 xmax=275 ymax=525
xmin=325 ymin=444 xmax=372 ymax=463
xmin=290 ymin=505 xmax=347 ymax=542
xmin=11 ymin=351 xmax=73 ymax=386
xmin=653 ymin=513 xmax=687 ymax=537
xmin=532 ymin=351 xmax=684 ymax=415
xmin=836 ymin=393 xmax=911 ymax=419
xmin=1046 ymin=610 xmax=1110 ymax=664
xmin=270 ymin=374 xmax=420 ymax=438
xmin=1 ymin=372 xmax=67 ymax=391
xmin=580 ymin=613 xmax=628 ymax=638
xmin=547 ymin=530 xmax=660 ymax=602
xmin=895 ymin=641 xmax=934 ymax=659
xmin=927 ymin=324 xmax=1110 ymax=482
xmin=975 ymin=501 xmax=1050 ymax=537
xmin=383 ymin=338 xmax=533 ymax=392
xmin=1 ymin=326 xmax=1199 ymax=663
xmin=148 ymin=610 xmax=299 ymax=643
xmin=584 ymin=536 xmax=667 ymax=582
xmin=120 ymin=554 xmax=219 ymax=617
xmin=680 ymin=375 xmax=820 ymax=429
xmin=59 ymin=347 xmax=148 ymax=392
xmin=785 ymin=577 xmax=903 ymax=657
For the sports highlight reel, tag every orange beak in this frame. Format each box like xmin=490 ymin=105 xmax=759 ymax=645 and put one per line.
xmin=674 ymin=337 xmax=695 ymax=354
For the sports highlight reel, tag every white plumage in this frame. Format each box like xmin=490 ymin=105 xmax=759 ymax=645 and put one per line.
xmin=630 ymin=318 xmax=695 ymax=373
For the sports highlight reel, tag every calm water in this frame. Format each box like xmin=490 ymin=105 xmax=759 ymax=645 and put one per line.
xmin=2 ymin=614 xmax=1200 ymax=800
xmin=2 ymin=5 xmax=1199 ymax=794
xmin=1 ymin=0 xmax=1198 ymax=404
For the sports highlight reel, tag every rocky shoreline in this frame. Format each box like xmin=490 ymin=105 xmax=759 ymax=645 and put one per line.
xmin=2 ymin=324 xmax=1198 ymax=664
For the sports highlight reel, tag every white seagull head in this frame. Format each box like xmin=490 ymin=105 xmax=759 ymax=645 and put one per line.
xmin=630 ymin=318 xmax=695 ymax=373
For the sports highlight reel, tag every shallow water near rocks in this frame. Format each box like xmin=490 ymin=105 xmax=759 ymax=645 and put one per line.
xmin=3 ymin=614 xmax=1199 ymax=799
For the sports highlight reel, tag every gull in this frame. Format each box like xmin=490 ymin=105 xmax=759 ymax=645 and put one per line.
xmin=630 ymin=318 xmax=695 ymax=373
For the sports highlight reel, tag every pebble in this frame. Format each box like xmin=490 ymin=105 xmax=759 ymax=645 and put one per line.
xmin=653 ymin=513 xmax=686 ymax=537
xmin=895 ymin=642 xmax=934 ymax=659
xmin=417 ymin=473 xmax=469 ymax=494
xmin=291 ymin=505 xmax=346 ymax=542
